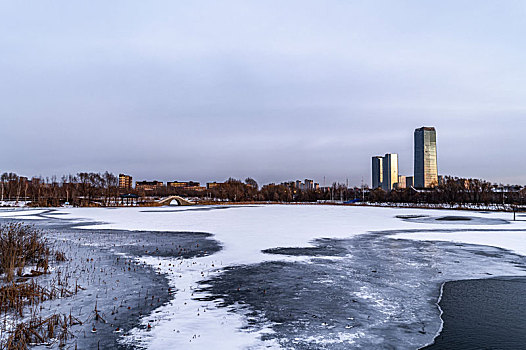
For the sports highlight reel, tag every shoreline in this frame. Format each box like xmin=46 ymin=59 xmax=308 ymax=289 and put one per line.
xmin=418 ymin=281 xmax=446 ymax=349
xmin=2 ymin=201 xmax=525 ymax=216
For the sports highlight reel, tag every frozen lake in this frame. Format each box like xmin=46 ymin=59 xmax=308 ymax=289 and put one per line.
xmin=2 ymin=205 xmax=526 ymax=349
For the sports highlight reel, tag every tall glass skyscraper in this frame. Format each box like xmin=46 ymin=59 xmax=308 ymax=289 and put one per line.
xmin=382 ymin=153 xmax=399 ymax=191
xmin=371 ymin=156 xmax=383 ymax=189
xmin=414 ymin=127 xmax=438 ymax=188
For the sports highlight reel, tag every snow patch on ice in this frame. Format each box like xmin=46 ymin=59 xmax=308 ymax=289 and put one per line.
xmin=300 ymin=330 xmax=365 ymax=345
xmin=121 ymin=254 xmax=281 ymax=349
xmin=0 ymin=208 xmax=47 ymax=220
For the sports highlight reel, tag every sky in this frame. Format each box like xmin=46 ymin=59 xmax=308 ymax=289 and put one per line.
xmin=1 ymin=1 xmax=525 ymax=186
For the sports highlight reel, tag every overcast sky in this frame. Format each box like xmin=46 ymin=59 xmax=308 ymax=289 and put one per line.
xmin=1 ymin=1 xmax=525 ymax=186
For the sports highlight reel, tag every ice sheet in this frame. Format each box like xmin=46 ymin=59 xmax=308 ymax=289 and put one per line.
xmin=4 ymin=205 xmax=526 ymax=349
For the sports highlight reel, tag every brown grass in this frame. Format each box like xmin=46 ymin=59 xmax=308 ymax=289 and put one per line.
xmin=0 ymin=223 xmax=49 ymax=283
xmin=0 ymin=280 xmax=46 ymax=317
xmin=4 ymin=312 xmax=81 ymax=349
xmin=0 ymin=280 xmax=76 ymax=318
xmin=0 ymin=223 xmax=75 ymax=350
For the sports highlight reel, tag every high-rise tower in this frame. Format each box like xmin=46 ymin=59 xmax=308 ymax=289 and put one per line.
xmin=118 ymin=174 xmax=133 ymax=190
xmin=382 ymin=153 xmax=399 ymax=191
xmin=371 ymin=156 xmax=383 ymax=189
xmin=414 ymin=127 xmax=438 ymax=188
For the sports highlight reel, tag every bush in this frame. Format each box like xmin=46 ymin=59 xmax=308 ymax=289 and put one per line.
xmin=0 ymin=223 xmax=49 ymax=282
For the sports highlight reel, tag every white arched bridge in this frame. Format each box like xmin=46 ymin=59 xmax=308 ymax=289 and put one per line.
xmin=156 ymin=195 xmax=196 ymax=206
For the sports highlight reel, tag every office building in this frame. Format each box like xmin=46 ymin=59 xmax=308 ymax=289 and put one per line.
xmin=281 ymin=179 xmax=319 ymax=191
xmin=414 ymin=127 xmax=438 ymax=188
xmin=167 ymin=181 xmax=204 ymax=191
xmin=371 ymin=156 xmax=383 ymax=189
xmin=382 ymin=153 xmax=399 ymax=191
xmin=167 ymin=181 xmax=200 ymax=188
xmin=406 ymin=176 xmax=414 ymax=188
xmin=396 ymin=175 xmax=407 ymax=189
xmin=118 ymin=174 xmax=133 ymax=190
xmin=206 ymin=182 xmax=225 ymax=189
xmin=136 ymin=180 xmax=163 ymax=191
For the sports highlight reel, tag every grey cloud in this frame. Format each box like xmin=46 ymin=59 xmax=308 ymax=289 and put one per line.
xmin=1 ymin=1 xmax=525 ymax=186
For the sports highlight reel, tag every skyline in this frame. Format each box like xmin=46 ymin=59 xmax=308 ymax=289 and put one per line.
xmin=1 ymin=124 xmax=519 ymax=188
xmin=1 ymin=1 xmax=526 ymax=186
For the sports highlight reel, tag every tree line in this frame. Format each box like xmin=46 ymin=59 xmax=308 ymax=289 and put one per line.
xmin=369 ymin=176 xmax=526 ymax=207
xmin=0 ymin=172 xmax=119 ymax=206
xmin=1 ymin=172 xmax=525 ymax=207
xmin=170 ymin=178 xmax=364 ymax=203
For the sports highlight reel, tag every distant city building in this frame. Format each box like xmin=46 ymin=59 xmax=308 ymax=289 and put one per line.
xmin=167 ymin=181 xmax=200 ymax=188
xmin=371 ymin=156 xmax=383 ymax=189
xmin=396 ymin=175 xmax=407 ymax=189
xmin=414 ymin=127 xmax=438 ymax=188
xmin=167 ymin=181 xmax=204 ymax=191
xmin=206 ymin=182 xmax=224 ymax=189
xmin=382 ymin=153 xmax=399 ymax=191
xmin=406 ymin=176 xmax=414 ymax=188
xmin=438 ymin=175 xmax=445 ymax=186
xmin=187 ymin=186 xmax=206 ymax=191
xmin=281 ymin=179 xmax=318 ymax=191
xmin=118 ymin=174 xmax=133 ymax=190
xmin=135 ymin=180 xmax=163 ymax=191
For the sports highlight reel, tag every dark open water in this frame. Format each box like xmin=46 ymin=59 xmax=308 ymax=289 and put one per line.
xmin=423 ymin=277 xmax=526 ymax=350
